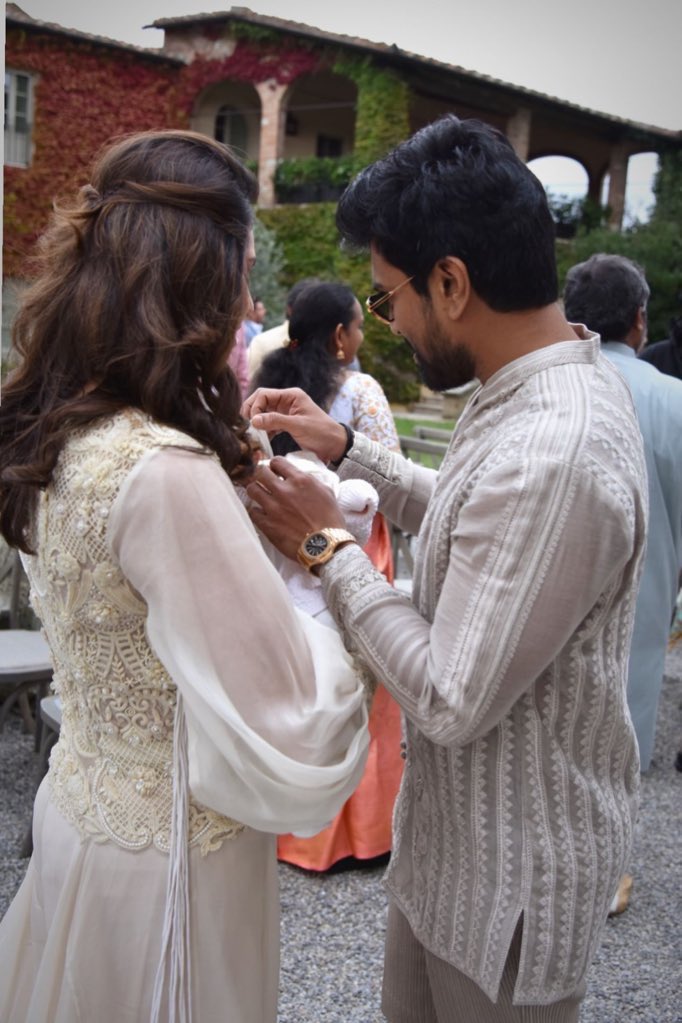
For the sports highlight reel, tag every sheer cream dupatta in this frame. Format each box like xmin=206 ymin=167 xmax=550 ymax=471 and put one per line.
xmin=183 ymin=606 xmax=371 ymax=836
xmin=110 ymin=443 xmax=371 ymax=1022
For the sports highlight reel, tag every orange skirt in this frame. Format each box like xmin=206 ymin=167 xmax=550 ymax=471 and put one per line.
xmin=277 ymin=514 xmax=405 ymax=871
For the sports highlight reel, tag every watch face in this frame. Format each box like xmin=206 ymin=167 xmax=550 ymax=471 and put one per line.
xmin=303 ymin=532 xmax=330 ymax=558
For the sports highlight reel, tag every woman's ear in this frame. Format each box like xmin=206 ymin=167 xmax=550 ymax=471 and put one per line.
xmin=333 ymin=322 xmax=346 ymax=361
xmin=432 ymin=257 xmax=471 ymax=321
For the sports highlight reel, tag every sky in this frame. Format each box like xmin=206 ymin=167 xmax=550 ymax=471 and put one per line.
xmin=10 ymin=0 xmax=682 ymax=220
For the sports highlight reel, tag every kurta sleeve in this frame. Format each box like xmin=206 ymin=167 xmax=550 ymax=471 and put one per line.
xmin=323 ymin=455 xmax=638 ymax=745
xmin=107 ymin=445 xmax=370 ymax=835
xmin=339 ymin=431 xmax=437 ymax=537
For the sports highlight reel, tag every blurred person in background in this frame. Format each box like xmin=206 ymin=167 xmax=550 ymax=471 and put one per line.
xmin=228 ymin=321 xmax=249 ymax=399
xmin=639 ymin=311 xmax=682 ymax=380
xmin=253 ymin=280 xmax=404 ymax=871
xmin=564 ymin=255 xmax=682 ymax=913
xmin=242 ymin=296 xmax=267 ymax=347
xmin=247 ymin=277 xmax=320 ymax=384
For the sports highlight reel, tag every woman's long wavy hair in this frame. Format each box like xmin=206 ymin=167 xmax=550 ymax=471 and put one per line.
xmin=0 ymin=129 xmax=259 ymax=552
xmin=252 ymin=282 xmax=357 ymax=456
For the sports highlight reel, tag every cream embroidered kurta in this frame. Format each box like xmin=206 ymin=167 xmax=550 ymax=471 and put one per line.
xmin=321 ymin=334 xmax=646 ymax=1005
xmin=0 ymin=410 xmax=370 ymax=1023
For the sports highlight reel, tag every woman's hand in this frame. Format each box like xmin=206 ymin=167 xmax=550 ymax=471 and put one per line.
xmin=246 ymin=456 xmax=348 ymax=561
xmin=242 ymin=387 xmax=348 ymax=465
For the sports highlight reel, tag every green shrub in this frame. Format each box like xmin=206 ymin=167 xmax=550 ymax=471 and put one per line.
xmin=274 ymin=156 xmax=358 ymax=203
xmin=249 ymin=218 xmax=287 ymax=328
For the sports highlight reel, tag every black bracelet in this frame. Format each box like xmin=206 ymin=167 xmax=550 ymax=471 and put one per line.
xmin=329 ymin=423 xmax=355 ymax=468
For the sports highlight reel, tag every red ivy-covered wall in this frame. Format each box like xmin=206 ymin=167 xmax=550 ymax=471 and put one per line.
xmin=173 ymin=40 xmax=322 ymax=117
xmin=3 ymin=29 xmax=326 ymax=278
xmin=4 ymin=30 xmax=180 ymax=277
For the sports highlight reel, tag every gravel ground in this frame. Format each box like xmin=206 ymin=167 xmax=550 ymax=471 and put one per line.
xmin=1 ymin=647 xmax=680 ymax=1022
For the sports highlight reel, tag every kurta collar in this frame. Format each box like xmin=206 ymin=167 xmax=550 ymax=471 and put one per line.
xmin=469 ymin=325 xmax=600 ymax=413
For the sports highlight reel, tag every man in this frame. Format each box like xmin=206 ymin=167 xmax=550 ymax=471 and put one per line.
xmin=245 ymin=117 xmax=645 ymax=1020
xmin=247 ymin=278 xmax=320 ymax=383
xmin=564 ymin=254 xmax=682 ymax=781
xmin=639 ymin=312 xmax=682 ymax=380
xmin=242 ymin=296 xmax=267 ymax=347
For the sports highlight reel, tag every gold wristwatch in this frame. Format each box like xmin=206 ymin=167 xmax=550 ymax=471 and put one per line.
xmin=297 ymin=527 xmax=357 ymax=572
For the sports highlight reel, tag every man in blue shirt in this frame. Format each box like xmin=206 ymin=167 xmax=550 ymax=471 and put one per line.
xmin=564 ymin=253 xmax=682 ymax=779
xmin=243 ymin=297 xmax=267 ymax=347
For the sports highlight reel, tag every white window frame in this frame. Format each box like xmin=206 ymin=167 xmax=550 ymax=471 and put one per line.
xmin=4 ymin=69 xmax=34 ymax=168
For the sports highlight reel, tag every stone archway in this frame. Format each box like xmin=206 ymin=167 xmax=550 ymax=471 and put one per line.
xmin=528 ymin=155 xmax=591 ymax=237
xmin=528 ymin=155 xmax=590 ymax=199
xmin=190 ymin=80 xmax=261 ymax=164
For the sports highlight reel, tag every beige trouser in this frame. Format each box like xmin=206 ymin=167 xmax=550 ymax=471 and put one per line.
xmin=382 ymin=902 xmax=586 ymax=1023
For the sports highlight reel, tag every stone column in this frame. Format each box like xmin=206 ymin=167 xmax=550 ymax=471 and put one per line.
xmin=586 ymin=170 xmax=602 ymax=205
xmin=606 ymin=143 xmax=629 ymax=230
xmin=254 ymin=79 xmax=288 ymax=208
xmin=506 ymin=107 xmax=532 ymax=162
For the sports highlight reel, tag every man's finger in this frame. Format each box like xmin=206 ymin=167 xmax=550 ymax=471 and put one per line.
xmin=251 ymin=460 xmax=302 ymax=489
xmin=242 ymin=386 xmax=304 ymax=420
xmin=245 ymin=476 xmax=277 ymax=508
xmin=248 ymin=501 xmax=268 ymax=525
xmin=242 ymin=387 xmax=281 ymax=418
xmin=268 ymin=455 xmax=305 ymax=480
xmin=249 ymin=411 xmax=295 ymax=436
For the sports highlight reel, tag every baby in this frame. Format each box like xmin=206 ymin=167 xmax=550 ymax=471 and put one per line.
xmin=254 ymin=450 xmax=379 ymax=628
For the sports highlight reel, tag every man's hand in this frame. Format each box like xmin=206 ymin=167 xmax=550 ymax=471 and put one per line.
xmin=242 ymin=387 xmax=348 ymax=465
xmin=246 ymin=456 xmax=348 ymax=561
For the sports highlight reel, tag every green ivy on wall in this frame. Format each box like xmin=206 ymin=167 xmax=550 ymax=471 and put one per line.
xmin=258 ymin=54 xmax=414 ymax=401
xmin=228 ymin=22 xmax=281 ymax=46
xmin=333 ymin=56 xmax=410 ymax=165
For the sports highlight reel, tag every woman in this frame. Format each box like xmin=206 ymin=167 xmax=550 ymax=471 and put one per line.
xmin=253 ymin=282 xmax=404 ymax=871
xmin=0 ymin=131 xmax=371 ymax=1022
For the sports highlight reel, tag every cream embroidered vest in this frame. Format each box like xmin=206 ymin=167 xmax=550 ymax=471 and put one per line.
xmin=24 ymin=410 xmax=243 ymax=854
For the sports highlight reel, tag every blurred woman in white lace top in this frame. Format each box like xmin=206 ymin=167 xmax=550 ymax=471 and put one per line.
xmin=253 ymin=281 xmax=405 ymax=871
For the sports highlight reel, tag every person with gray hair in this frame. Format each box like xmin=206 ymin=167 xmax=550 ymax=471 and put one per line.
xmin=564 ymin=253 xmax=682 ymax=909
xmin=563 ymin=253 xmax=651 ymax=350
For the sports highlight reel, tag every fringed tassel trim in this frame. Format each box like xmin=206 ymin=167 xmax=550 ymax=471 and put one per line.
xmin=150 ymin=692 xmax=192 ymax=1022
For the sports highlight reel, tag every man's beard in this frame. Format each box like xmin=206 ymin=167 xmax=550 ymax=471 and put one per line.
xmin=412 ymin=337 xmax=477 ymax=391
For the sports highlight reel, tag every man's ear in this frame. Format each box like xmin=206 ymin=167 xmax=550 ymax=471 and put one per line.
xmin=633 ymin=305 xmax=648 ymax=352
xmin=431 ymin=257 xmax=471 ymax=320
xmin=634 ymin=306 xmax=647 ymax=332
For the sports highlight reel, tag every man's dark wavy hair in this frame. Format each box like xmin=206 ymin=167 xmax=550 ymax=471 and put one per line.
xmin=336 ymin=114 xmax=558 ymax=310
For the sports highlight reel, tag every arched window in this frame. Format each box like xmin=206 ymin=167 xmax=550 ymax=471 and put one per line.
xmin=214 ymin=106 xmax=248 ymax=154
